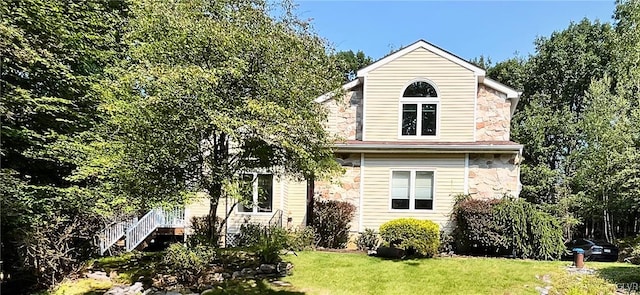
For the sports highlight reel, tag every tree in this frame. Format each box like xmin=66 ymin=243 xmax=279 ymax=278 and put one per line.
xmin=92 ymin=0 xmax=343 ymax=243
xmin=486 ymin=57 xmax=527 ymax=91
xmin=335 ymin=50 xmax=373 ymax=82
xmin=0 ymin=0 xmax=129 ymax=290
xmin=511 ymin=19 xmax=615 ymax=205
xmin=573 ymin=76 xmax=640 ymax=241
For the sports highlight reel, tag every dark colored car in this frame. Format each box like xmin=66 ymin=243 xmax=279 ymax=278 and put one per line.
xmin=564 ymin=238 xmax=619 ymax=262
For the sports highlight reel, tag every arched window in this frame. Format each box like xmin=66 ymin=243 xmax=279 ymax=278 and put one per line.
xmin=400 ymin=80 xmax=439 ymax=136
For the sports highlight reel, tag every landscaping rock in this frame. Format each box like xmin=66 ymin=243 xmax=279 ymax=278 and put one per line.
xmin=375 ymin=246 xmax=405 ymax=259
xmin=271 ymin=280 xmax=292 ymax=287
xmin=259 ymin=264 xmax=276 ymax=274
xmin=276 ymin=262 xmax=293 ymax=275
xmin=232 ymin=271 xmax=241 ymax=279
xmin=86 ymin=271 xmax=110 ymax=280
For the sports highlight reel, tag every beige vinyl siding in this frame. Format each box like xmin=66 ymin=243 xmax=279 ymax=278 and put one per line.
xmin=184 ymin=178 xmax=286 ymax=234
xmin=185 ymin=192 xmax=210 ymax=235
xmin=287 ymin=180 xmax=307 ymax=228
xmin=365 ymin=47 xmax=476 ymax=141
xmin=361 ymin=153 xmax=465 ymax=231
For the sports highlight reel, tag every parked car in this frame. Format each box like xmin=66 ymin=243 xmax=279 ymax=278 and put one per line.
xmin=564 ymin=238 xmax=619 ymax=262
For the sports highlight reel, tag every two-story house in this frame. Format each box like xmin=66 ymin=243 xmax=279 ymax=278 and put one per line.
xmin=185 ymin=40 xmax=522 ymax=236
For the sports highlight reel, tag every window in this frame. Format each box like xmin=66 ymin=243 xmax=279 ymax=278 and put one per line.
xmin=390 ymin=170 xmax=434 ymax=210
xmin=400 ymin=80 xmax=439 ymax=137
xmin=238 ymin=173 xmax=273 ymax=213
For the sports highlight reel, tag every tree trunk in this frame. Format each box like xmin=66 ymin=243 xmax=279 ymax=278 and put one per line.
xmin=207 ymin=132 xmax=228 ymax=245
xmin=208 ymin=182 xmax=222 ymax=244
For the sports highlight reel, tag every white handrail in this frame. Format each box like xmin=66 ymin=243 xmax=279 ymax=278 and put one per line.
xmin=124 ymin=207 xmax=186 ymax=252
xmin=125 ymin=209 xmax=158 ymax=252
xmin=99 ymin=217 xmax=138 ymax=255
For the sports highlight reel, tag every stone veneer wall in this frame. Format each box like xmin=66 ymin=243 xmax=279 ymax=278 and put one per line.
xmin=313 ymin=154 xmax=361 ymax=206
xmin=324 ymin=87 xmax=363 ymax=141
xmin=476 ymin=85 xmax=512 ymax=141
xmin=468 ymin=153 xmax=520 ymax=199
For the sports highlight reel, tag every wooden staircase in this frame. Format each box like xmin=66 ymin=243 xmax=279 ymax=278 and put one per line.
xmin=98 ymin=207 xmax=185 ymax=255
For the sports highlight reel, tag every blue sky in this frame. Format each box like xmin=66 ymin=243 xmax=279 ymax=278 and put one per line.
xmin=296 ymin=1 xmax=616 ymax=63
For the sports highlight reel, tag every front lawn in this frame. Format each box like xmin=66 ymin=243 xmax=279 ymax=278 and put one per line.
xmin=49 ymin=250 xmax=639 ymax=294
xmin=284 ymin=251 xmax=638 ymax=295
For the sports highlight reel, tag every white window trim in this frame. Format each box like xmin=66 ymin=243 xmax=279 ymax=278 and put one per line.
xmin=398 ymin=79 xmax=441 ymax=139
xmin=236 ymin=172 xmax=274 ymax=215
xmin=388 ymin=169 xmax=437 ymax=212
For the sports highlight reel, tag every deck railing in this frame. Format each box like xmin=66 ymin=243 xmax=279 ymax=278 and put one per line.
xmin=268 ymin=209 xmax=283 ymax=228
xmin=99 ymin=217 xmax=138 ymax=255
xmin=99 ymin=207 xmax=185 ymax=254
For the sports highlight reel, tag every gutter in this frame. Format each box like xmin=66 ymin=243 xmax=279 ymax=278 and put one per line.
xmin=333 ymin=143 xmax=523 ymax=153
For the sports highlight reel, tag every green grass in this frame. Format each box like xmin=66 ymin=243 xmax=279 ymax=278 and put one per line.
xmin=283 ymin=251 xmax=638 ymax=295
xmin=48 ymin=250 xmax=639 ymax=295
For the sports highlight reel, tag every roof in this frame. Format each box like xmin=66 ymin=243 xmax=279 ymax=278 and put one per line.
xmin=316 ymin=39 xmax=521 ymax=117
xmin=357 ymin=40 xmax=486 ymax=77
xmin=333 ymin=140 xmax=523 ymax=153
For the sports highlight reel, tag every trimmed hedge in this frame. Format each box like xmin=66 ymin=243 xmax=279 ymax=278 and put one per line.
xmin=379 ymin=218 xmax=440 ymax=257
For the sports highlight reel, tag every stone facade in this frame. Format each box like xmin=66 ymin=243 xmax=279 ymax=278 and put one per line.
xmin=468 ymin=153 xmax=520 ymax=199
xmin=314 ymin=154 xmax=361 ymax=206
xmin=324 ymin=87 xmax=363 ymax=141
xmin=476 ymin=85 xmax=512 ymax=141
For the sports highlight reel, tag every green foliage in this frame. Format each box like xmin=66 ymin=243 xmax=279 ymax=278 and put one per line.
xmin=234 ymin=222 xmax=265 ymax=248
xmin=334 ymin=50 xmax=373 ymax=82
xmin=453 ymin=197 xmax=565 ymax=260
xmin=163 ymin=244 xmax=217 ymax=275
xmin=356 ymin=228 xmax=380 ymax=251
xmin=255 ymin=227 xmax=287 ymax=264
xmin=617 ymin=235 xmax=640 ymax=264
xmin=89 ymin=0 xmax=345 ymax=243
xmin=379 ymin=218 xmax=440 ymax=257
xmin=0 ymin=0 xmax=130 ymax=290
xmin=187 ymin=215 xmax=221 ymax=246
xmin=283 ymin=227 xmax=316 ymax=251
xmin=452 ymin=196 xmax=504 ymax=254
xmin=312 ymin=199 xmax=356 ymax=249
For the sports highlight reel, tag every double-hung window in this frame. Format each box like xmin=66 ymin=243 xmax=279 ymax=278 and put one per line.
xmin=390 ymin=170 xmax=434 ymax=210
xmin=238 ymin=173 xmax=273 ymax=213
xmin=400 ymin=80 xmax=439 ymax=137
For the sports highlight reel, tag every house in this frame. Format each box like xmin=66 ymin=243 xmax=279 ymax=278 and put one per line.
xmin=185 ymin=39 xmax=522 ymax=238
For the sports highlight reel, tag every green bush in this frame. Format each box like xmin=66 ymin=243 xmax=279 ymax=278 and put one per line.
xmin=284 ymin=226 xmax=315 ymax=251
xmin=357 ymin=228 xmax=380 ymax=251
xmin=452 ymin=196 xmax=565 ymax=260
xmin=379 ymin=218 xmax=440 ymax=257
xmin=255 ymin=227 xmax=287 ymax=264
xmin=451 ymin=196 xmax=504 ymax=254
xmin=616 ymin=235 xmax=640 ymax=264
xmin=163 ymin=243 xmax=216 ymax=275
xmin=312 ymin=199 xmax=356 ymax=248
xmin=234 ymin=222 xmax=263 ymax=248
xmin=187 ymin=215 xmax=221 ymax=246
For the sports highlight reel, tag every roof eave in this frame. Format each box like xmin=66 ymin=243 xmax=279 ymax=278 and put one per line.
xmin=333 ymin=143 xmax=524 ymax=153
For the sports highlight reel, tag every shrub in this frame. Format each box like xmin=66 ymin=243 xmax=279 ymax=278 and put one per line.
xmin=233 ymin=222 xmax=264 ymax=248
xmin=188 ymin=215 xmax=221 ymax=246
xmin=379 ymin=218 xmax=440 ymax=257
xmin=312 ymin=199 xmax=356 ymax=248
xmin=452 ymin=196 xmax=504 ymax=254
xmin=255 ymin=227 xmax=287 ymax=264
xmin=163 ymin=243 xmax=216 ymax=275
xmin=357 ymin=228 xmax=380 ymax=251
xmin=617 ymin=235 xmax=640 ymax=264
xmin=284 ymin=226 xmax=315 ymax=251
xmin=452 ymin=196 xmax=565 ymax=260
